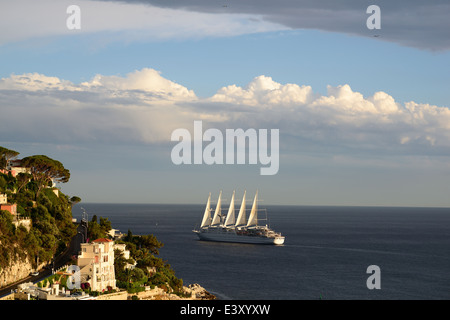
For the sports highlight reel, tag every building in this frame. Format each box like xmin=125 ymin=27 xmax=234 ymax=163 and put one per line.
xmin=14 ymin=282 xmax=97 ymax=300
xmin=0 ymin=193 xmax=17 ymax=215
xmin=0 ymin=193 xmax=31 ymax=230
xmin=114 ymin=243 xmax=136 ymax=269
xmin=6 ymin=159 xmax=30 ymax=178
xmin=108 ymin=228 xmax=124 ymax=240
xmin=0 ymin=204 xmax=17 ymax=215
xmin=113 ymin=243 xmax=130 ymax=260
xmin=77 ymin=238 xmax=117 ymax=292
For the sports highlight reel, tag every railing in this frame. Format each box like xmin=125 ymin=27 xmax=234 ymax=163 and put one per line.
xmin=54 ymin=265 xmax=69 ymax=274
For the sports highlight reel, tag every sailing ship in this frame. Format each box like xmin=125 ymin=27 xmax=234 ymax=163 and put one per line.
xmin=193 ymin=191 xmax=285 ymax=245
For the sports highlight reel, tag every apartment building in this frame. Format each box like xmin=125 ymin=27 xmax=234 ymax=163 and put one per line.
xmin=77 ymin=238 xmax=117 ymax=292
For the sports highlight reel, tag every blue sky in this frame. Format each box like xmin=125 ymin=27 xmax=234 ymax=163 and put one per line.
xmin=2 ymin=29 xmax=448 ymax=105
xmin=1 ymin=0 xmax=450 ymax=207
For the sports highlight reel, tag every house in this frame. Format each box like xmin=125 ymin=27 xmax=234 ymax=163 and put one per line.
xmin=14 ymin=282 xmax=96 ymax=300
xmin=77 ymin=238 xmax=117 ymax=292
xmin=114 ymin=243 xmax=136 ymax=270
xmin=113 ymin=243 xmax=130 ymax=260
xmin=108 ymin=228 xmax=124 ymax=240
xmin=0 ymin=203 xmax=17 ymax=215
xmin=0 ymin=192 xmax=31 ymax=230
xmin=6 ymin=159 xmax=30 ymax=178
xmin=0 ymin=193 xmax=17 ymax=215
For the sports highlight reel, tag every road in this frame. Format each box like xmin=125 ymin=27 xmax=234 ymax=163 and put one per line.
xmin=0 ymin=222 xmax=85 ymax=298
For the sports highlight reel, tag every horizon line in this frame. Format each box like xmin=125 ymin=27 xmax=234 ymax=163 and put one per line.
xmin=72 ymin=202 xmax=450 ymax=209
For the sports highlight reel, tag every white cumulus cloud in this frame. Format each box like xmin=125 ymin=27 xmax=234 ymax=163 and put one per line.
xmin=1 ymin=68 xmax=450 ymax=157
xmin=211 ymin=75 xmax=315 ymax=107
xmin=80 ymin=68 xmax=197 ymax=101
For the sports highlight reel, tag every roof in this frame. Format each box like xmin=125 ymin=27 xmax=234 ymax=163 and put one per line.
xmin=92 ymin=238 xmax=112 ymax=243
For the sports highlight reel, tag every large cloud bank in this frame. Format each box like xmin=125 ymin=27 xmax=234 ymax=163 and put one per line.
xmin=1 ymin=68 xmax=449 ymax=156
xmin=0 ymin=0 xmax=284 ymax=46
xmin=98 ymin=0 xmax=450 ymax=51
xmin=1 ymin=0 xmax=449 ymax=51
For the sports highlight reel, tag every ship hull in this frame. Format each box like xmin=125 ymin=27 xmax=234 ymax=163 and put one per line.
xmin=194 ymin=230 xmax=285 ymax=245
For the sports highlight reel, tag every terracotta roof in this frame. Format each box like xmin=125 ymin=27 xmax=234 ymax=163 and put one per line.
xmin=92 ymin=238 xmax=112 ymax=243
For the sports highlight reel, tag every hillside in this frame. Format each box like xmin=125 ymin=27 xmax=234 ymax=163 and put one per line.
xmin=0 ymin=146 xmax=192 ymax=299
xmin=0 ymin=147 xmax=77 ymax=276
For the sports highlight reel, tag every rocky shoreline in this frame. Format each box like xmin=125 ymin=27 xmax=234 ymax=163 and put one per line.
xmin=130 ymin=283 xmax=216 ymax=300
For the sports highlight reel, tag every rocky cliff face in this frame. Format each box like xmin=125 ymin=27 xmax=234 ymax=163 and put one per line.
xmin=0 ymin=255 xmax=33 ymax=288
xmin=132 ymin=283 xmax=216 ymax=300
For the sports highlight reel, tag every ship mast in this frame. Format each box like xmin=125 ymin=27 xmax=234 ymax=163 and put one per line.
xmin=210 ymin=190 xmax=222 ymax=227
xmin=200 ymin=193 xmax=212 ymax=228
xmin=224 ymin=190 xmax=235 ymax=227
xmin=235 ymin=190 xmax=247 ymax=228
xmin=246 ymin=190 xmax=258 ymax=228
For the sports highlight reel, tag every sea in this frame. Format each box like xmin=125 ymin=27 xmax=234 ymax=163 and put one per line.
xmin=73 ymin=204 xmax=450 ymax=300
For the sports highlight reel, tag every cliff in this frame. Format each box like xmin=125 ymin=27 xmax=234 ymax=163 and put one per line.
xmin=0 ymin=254 xmax=46 ymax=288
xmin=0 ymin=255 xmax=32 ymax=288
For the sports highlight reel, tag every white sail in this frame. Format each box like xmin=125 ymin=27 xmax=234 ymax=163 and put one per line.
xmin=200 ymin=193 xmax=212 ymax=228
xmin=235 ymin=190 xmax=247 ymax=227
xmin=247 ymin=190 xmax=258 ymax=227
xmin=211 ymin=191 xmax=222 ymax=226
xmin=194 ymin=190 xmax=285 ymax=245
xmin=224 ymin=190 xmax=235 ymax=227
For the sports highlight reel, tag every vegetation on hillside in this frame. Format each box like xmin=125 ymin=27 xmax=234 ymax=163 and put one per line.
xmin=0 ymin=147 xmax=77 ymax=272
xmin=87 ymin=216 xmax=185 ymax=296
xmin=1 ymin=146 xmax=185 ymax=296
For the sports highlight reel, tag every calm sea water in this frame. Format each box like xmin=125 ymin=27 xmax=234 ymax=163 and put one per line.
xmin=73 ymin=204 xmax=450 ymax=300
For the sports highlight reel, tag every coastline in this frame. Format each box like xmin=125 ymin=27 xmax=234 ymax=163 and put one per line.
xmin=130 ymin=283 xmax=216 ymax=300
xmin=109 ymin=226 xmax=216 ymax=300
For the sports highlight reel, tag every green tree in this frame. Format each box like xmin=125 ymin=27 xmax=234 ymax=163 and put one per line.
xmin=0 ymin=174 xmax=7 ymax=192
xmin=15 ymin=172 xmax=32 ymax=193
xmin=130 ymin=267 xmax=146 ymax=283
xmin=87 ymin=220 xmax=103 ymax=240
xmin=0 ymin=148 xmax=76 ymax=276
xmin=0 ymin=210 xmax=14 ymax=235
xmin=69 ymin=196 xmax=81 ymax=208
xmin=136 ymin=234 xmax=163 ymax=255
xmin=0 ymin=146 xmax=19 ymax=170
xmin=21 ymin=155 xmax=70 ymax=200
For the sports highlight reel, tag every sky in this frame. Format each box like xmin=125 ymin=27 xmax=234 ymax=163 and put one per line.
xmin=1 ymin=0 xmax=450 ymax=207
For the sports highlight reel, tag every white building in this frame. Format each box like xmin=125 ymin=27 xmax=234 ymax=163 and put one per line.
xmin=15 ymin=282 xmax=96 ymax=300
xmin=113 ymin=243 xmax=130 ymax=260
xmin=77 ymin=238 xmax=117 ymax=292
xmin=114 ymin=243 xmax=136 ymax=269
xmin=108 ymin=228 xmax=124 ymax=240
xmin=6 ymin=159 xmax=31 ymax=177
